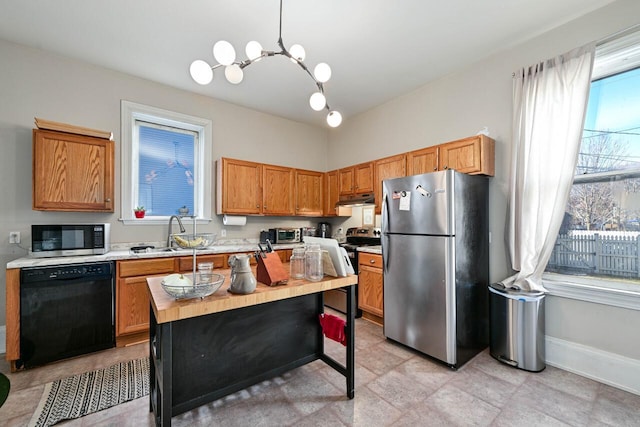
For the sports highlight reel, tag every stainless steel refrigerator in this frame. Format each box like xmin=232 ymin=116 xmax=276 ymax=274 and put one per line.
xmin=382 ymin=169 xmax=489 ymax=368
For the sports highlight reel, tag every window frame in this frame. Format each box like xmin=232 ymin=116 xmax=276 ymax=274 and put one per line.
xmin=543 ymin=28 xmax=640 ymax=309
xmin=120 ymin=100 xmax=212 ymax=225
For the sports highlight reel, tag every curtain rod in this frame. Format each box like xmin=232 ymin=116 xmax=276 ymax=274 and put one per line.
xmin=596 ymin=23 xmax=640 ymax=46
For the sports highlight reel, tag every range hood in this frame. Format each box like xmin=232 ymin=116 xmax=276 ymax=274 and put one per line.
xmin=336 ymin=193 xmax=375 ymax=207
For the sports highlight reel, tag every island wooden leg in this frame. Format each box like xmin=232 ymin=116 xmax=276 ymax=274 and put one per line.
xmin=345 ymin=285 xmax=355 ymax=399
xmin=150 ymin=307 xmax=173 ymax=427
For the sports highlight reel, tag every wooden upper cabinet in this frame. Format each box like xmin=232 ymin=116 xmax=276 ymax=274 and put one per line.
xmin=339 ymin=162 xmax=374 ymax=195
xmin=32 ymin=129 xmax=114 ymax=212
xmin=438 ymin=135 xmax=495 ymax=176
xmin=217 ymin=158 xmax=263 ymax=215
xmin=324 ymin=170 xmax=339 ymax=216
xmin=262 ymin=164 xmax=295 ymax=215
xmin=374 ymin=154 xmax=406 ymax=214
xmin=295 ymin=169 xmax=323 ymax=216
xmin=407 ymin=146 xmax=439 ymax=176
xmin=323 ymin=170 xmax=352 ymax=217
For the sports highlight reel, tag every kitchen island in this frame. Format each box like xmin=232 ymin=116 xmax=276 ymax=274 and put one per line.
xmin=147 ymin=269 xmax=357 ymax=427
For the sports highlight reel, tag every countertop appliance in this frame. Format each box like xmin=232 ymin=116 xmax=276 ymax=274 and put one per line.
xmin=19 ymin=261 xmax=115 ymax=368
xmin=31 ymin=224 xmax=110 ymax=258
xmin=316 ymin=222 xmax=332 ymax=238
xmin=324 ymin=227 xmax=380 ymax=317
xmin=382 ymin=170 xmax=489 ymax=368
xmin=260 ymin=228 xmax=301 ymax=244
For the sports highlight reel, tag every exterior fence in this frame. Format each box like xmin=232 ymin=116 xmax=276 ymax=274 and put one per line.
xmin=548 ymin=233 xmax=640 ymax=278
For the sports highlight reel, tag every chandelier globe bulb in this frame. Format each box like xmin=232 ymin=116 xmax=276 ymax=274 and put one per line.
xmin=314 ymin=63 xmax=331 ymax=83
xmin=213 ymin=40 xmax=236 ymax=66
xmin=189 ymin=60 xmax=213 ymax=85
xmin=309 ymin=92 xmax=326 ymax=111
xmin=225 ymin=64 xmax=244 ymax=84
xmin=327 ymin=111 xmax=342 ymax=127
xmin=289 ymin=44 xmax=306 ymax=62
xmin=245 ymin=41 xmax=263 ymax=61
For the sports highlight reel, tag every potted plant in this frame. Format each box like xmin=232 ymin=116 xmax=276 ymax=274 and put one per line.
xmin=134 ymin=206 xmax=146 ymax=218
xmin=179 ymin=205 xmax=189 ymax=215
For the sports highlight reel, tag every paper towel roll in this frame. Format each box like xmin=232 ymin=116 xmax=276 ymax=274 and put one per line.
xmin=222 ymin=215 xmax=247 ymax=226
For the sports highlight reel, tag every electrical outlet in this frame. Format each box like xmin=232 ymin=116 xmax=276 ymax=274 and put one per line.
xmin=9 ymin=231 xmax=20 ymax=244
xmin=220 ymin=229 xmax=227 ymax=237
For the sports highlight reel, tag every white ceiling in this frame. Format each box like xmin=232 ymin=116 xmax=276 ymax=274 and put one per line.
xmin=0 ymin=0 xmax=614 ymax=128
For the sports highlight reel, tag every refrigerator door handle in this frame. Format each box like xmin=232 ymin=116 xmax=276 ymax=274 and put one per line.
xmin=381 ymin=191 xmax=390 ymax=270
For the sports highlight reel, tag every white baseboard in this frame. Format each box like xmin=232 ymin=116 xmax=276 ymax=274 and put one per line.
xmin=546 ymin=335 xmax=640 ymax=396
xmin=0 ymin=325 xmax=5 ymax=354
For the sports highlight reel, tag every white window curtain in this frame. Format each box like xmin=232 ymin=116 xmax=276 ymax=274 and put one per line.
xmin=501 ymin=43 xmax=596 ymax=292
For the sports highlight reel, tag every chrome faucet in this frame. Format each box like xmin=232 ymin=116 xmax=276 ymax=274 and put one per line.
xmin=167 ymin=215 xmax=186 ymax=247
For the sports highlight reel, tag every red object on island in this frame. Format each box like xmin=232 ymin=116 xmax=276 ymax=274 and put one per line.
xmin=318 ymin=313 xmax=347 ymax=346
xmin=134 ymin=211 xmax=145 ymax=218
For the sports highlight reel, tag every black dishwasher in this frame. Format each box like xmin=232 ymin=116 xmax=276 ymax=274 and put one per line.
xmin=20 ymin=261 xmax=115 ymax=369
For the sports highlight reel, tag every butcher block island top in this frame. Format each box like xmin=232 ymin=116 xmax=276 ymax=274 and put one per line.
xmin=147 ymin=267 xmax=358 ymax=324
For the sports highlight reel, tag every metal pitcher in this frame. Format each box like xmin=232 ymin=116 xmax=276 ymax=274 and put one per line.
xmin=227 ymin=254 xmax=257 ymax=294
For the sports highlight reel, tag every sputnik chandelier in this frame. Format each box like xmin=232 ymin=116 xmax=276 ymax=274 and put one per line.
xmin=189 ymin=0 xmax=342 ymax=127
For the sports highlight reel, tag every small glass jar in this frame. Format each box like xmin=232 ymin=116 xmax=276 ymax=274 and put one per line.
xmin=304 ymin=243 xmax=323 ymax=282
xmin=290 ymin=247 xmax=305 ymax=279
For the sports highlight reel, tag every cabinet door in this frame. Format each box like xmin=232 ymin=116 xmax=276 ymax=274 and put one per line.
xmin=277 ymin=249 xmax=292 ymax=262
xmin=262 ymin=164 xmax=295 ymax=215
xmin=338 ymin=167 xmax=355 ymax=195
xmin=354 ymin=162 xmax=374 ymax=193
xmin=116 ymin=276 xmax=155 ymax=336
xmin=33 ymin=129 xmax=114 ymax=212
xmin=218 ymin=158 xmax=263 ymax=214
xmin=438 ymin=135 xmax=495 ymax=176
xmin=295 ymin=169 xmax=323 ymax=216
xmin=324 ymin=170 xmax=339 ymax=216
xmin=358 ymin=265 xmax=383 ymax=317
xmin=374 ymin=154 xmax=406 ymax=214
xmin=407 ymin=146 xmax=439 ymax=175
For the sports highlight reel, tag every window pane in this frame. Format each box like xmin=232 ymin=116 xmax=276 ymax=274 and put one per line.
xmin=548 ymin=65 xmax=640 ymax=280
xmin=137 ymin=124 xmax=195 ymax=216
xmin=582 ymin=67 xmax=640 ymax=173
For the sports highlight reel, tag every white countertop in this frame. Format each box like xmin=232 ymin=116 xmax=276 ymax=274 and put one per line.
xmin=6 ymin=242 xmax=305 ymax=269
xmin=357 ymin=245 xmax=382 ymax=255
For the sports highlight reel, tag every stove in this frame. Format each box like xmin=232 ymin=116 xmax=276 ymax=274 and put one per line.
xmin=342 ymin=227 xmax=382 ymax=274
xmin=325 ymin=227 xmax=381 ymax=316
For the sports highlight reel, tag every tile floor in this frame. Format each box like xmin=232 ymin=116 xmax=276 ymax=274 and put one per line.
xmin=1 ymin=317 xmax=639 ymax=426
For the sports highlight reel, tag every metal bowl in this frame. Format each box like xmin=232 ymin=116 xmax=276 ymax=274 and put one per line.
xmin=170 ymin=233 xmax=216 ymax=249
xmin=161 ymin=273 xmax=225 ymax=299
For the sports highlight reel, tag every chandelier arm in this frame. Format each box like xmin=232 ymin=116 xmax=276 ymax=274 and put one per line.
xmin=194 ymin=0 xmax=341 ymax=125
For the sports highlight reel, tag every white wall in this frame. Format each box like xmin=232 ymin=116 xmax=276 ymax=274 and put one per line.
xmin=327 ymin=0 xmax=640 ymax=377
xmin=0 ymin=39 xmax=330 ymax=323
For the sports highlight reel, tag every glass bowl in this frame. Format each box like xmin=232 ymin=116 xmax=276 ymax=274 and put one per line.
xmin=171 ymin=233 xmax=216 ymax=249
xmin=161 ymin=273 xmax=225 ymax=299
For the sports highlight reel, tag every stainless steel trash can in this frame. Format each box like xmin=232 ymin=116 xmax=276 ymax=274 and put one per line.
xmin=489 ymin=283 xmax=546 ymax=372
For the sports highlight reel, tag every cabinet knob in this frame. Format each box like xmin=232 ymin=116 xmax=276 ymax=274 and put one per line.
xmin=370 ymin=259 xmax=376 ymax=264
xmin=433 ymin=167 xmax=437 ymax=171
xmin=443 ymin=166 xmax=448 ymax=170
xmin=256 ymin=205 xmax=260 ymax=208
xmin=105 ymin=198 xmax=111 ymax=202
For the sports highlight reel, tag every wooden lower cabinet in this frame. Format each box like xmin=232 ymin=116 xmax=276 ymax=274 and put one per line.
xmin=116 ymin=258 xmax=175 ymax=345
xmin=358 ymin=253 xmax=383 ymax=324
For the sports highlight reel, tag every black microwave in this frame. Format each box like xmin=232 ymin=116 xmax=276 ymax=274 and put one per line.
xmin=31 ymin=224 xmax=111 ymax=258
